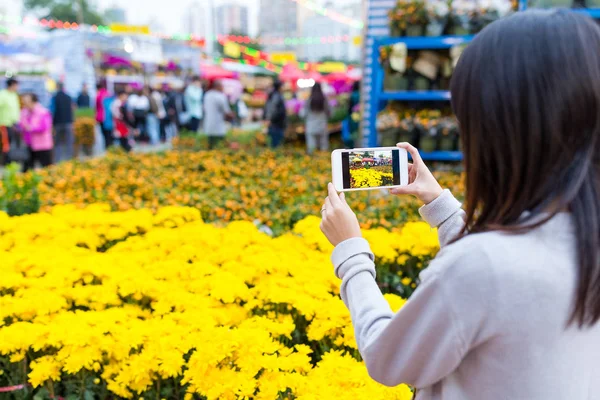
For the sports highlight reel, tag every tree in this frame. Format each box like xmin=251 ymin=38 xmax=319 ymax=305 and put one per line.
xmin=24 ymin=0 xmax=105 ymax=25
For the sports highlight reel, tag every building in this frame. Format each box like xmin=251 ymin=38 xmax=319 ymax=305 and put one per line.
xmin=104 ymin=7 xmax=127 ymax=24
xmin=183 ymin=2 xmax=209 ymax=37
xmin=300 ymin=1 xmax=362 ymax=62
xmin=338 ymin=1 xmax=363 ymax=62
xmin=215 ymin=4 xmax=249 ymax=36
xmin=258 ymin=0 xmax=299 ymax=52
xmin=183 ymin=2 xmax=214 ymax=52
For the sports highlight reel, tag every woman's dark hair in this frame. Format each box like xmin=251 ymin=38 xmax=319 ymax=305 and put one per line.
xmin=450 ymin=9 xmax=600 ymax=327
xmin=6 ymin=78 xmax=18 ymax=88
xmin=352 ymin=81 xmax=360 ymax=92
xmin=309 ymin=82 xmax=326 ymax=112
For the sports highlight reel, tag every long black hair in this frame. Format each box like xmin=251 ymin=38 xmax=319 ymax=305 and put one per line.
xmin=309 ymin=82 xmax=326 ymax=112
xmin=450 ymin=9 xmax=600 ymax=327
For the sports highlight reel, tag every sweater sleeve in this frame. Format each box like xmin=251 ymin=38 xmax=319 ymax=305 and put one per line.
xmin=332 ymin=235 xmax=491 ymax=389
xmin=419 ymin=189 xmax=466 ymax=247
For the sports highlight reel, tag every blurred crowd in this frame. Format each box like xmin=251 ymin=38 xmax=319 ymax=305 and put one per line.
xmin=0 ymin=75 xmax=361 ymax=171
xmin=97 ymin=76 xmax=249 ymax=152
xmin=0 ymin=75 xmax=253 ymax=170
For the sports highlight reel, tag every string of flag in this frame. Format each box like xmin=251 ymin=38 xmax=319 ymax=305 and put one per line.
xmin=0 ymin=14 xmax=358 ymax=45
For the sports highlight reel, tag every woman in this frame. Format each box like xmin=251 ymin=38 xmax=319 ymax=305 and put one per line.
xmin=320 ymin=10 xmax=600 ymax=400
xmin=95 ymin=82 xmax=112 ymax=149
xmin=304 ymin=82 xmax=330 ymax=154
xmin=111 ymin=91 xmax=132 ymax=152
xmin=265 ymin=80 xmax=287 ymax=148
xmin=145 ymin=86 xmax=161 ymax=145
xmin=20 ymin=93 xmax=53 ymax=170
xmin=127 ymin=87 xmax=150 ymax=141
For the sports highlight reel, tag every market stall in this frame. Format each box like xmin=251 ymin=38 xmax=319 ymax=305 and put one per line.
xmin=361 ymin=0 xmax=600 ymax=160
xmin=200 ymin=63 xmax=237 ymax=80
xmin=0 ymin=51 xmax=55 ymax=107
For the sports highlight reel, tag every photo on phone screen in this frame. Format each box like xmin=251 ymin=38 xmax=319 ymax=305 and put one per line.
xmin=341 ymin=149 xmax=401 ymax=189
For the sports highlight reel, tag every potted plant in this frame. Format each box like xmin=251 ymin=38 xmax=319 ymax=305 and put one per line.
xmin=389 ymin=0 xmax=429 ymax=37
xmin=381 ymin=45 xmax=411 ymax=91
xmin=73 ymin=117 xmax=96 ymax=158
xmin=471 ymin=0 xmax=513 ymax=33
xmin=415 ymin=110 xmax=441 ymax=152
xmin=447 ymin=0 xmax=474 ymax=35
xmin=398 ymin=111 xmax=416 ymax=144
xmin=377 ymin=109 xmax=401 ymax=147
xmin=426 ymin=0 xmax=450 ymax=36
xmin=438 ymin=116 xmax=459 ymax=151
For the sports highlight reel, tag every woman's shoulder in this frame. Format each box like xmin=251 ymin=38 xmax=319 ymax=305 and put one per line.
xmin=426 ymin=221 xmax=575 ymax=290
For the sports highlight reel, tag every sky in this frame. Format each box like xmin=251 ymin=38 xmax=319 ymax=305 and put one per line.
xmin=3 ymin=0 xmax=358 ymax=36
xmin=96 ymin=0 xmax=260 ymax=35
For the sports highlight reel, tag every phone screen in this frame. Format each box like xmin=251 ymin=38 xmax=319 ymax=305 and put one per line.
xmin=341 ymin=149 xmax=401 ymax=189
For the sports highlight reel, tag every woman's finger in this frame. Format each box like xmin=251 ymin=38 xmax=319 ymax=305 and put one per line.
xmin=339 ymin=191 xmax=348 ymax=205
xmin=327 ymin=183 xmax=342 ymax=208
xmin=397 ymin=142 xmax=423 ymax=165
xmin=390 ymin=183 xmax=418 ymax=196
xmin=324 ymin=196 xmax=333 ymax=214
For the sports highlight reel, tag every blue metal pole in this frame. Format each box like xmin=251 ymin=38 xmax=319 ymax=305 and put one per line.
xmin=369 ymin=38 xmax=382 ymax=147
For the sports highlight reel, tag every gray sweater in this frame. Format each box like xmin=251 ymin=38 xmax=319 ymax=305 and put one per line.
xmin=332 ymin=190 xmax=600 ymax=400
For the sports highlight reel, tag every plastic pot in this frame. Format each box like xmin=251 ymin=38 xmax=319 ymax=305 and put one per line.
xmin=439 ymin=136 xmax=456 ymax=151
xmin=380 ymin=128 xmax=400 ymax=147
xmin=426 ymin=20 xmax=446 ymax=36
xmin=406 ymin=25 xmax=425 ymax=37
xmin=420 ymin=135 xmax=437 ymax=152
xmin=384 ymin=73 xmax=409 ymax=91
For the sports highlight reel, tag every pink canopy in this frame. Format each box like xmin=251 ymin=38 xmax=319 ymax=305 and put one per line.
xmin=305 ymin=70 xmax=324 ymax=82
xmin=279 ymin=64 xmax=305 ymax=82
xmin=103 ymin=54 xmax=133 ymax=68
xmin=200 ymin=64 xmax=236 ymax=80
xmin=324 ymin=72 xmax=360 ymax=83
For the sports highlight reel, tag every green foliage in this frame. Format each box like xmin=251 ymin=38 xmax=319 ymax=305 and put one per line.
xmin=23 ymin=0 xmax=105 ymax=25
xmin=0 ymin=163 xmax=42 ymax=216
xmin=75 ymin=107 xmax=95 ymax=119
xmin=328 ymin=106 xmax=349 ymax=124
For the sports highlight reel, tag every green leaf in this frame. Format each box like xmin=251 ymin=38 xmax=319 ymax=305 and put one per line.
xmin=84 ymin=389 xmax=95 ymax=400
xmin=33 ymin=387 xmax=49 ymax=400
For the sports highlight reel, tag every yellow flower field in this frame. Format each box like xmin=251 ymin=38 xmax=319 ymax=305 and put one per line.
xmin=27 ymin=149 xmax=463 ymax=233
xmin=350 ymin=168 xmax=394 ymax=189
xmin=0 ymin=205 xmax=439 ymax=399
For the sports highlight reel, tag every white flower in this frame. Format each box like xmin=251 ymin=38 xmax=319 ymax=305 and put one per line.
xmin=427 ymin=0 xmax=450 ymax=17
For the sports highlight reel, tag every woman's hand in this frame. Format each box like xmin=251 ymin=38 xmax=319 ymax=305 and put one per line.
xmin=320 ymin=183 xmax=362 ymax=247
xmin=391 ymin=142 xmax=443 ymax=204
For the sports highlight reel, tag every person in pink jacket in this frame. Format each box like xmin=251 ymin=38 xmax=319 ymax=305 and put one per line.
xmin=20 ymin=93 xmax=53 ymax=171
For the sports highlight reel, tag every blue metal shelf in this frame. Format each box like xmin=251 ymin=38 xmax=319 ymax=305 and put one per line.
xmin=419 ymin=151 xmax=463 ymax=162
xmin=573 ymin=8 xmax=600 ymax=18
xmin=366 ymin=7 xmax=600 ymax=160
xmin=380 ymin=91 xmax=451 ymax=101
xmin=375 ymin=35 xmax=474 ymax=49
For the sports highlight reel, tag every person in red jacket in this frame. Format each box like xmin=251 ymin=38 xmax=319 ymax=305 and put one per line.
xmin=110 ymin=91 xmax=132 ymax=152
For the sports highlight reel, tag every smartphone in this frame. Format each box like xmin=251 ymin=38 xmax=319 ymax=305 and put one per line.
xmin=331 ymin=147 xmax=409 ymax=192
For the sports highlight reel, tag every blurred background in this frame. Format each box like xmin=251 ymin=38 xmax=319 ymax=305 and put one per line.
xmin=0 ymin=0 xmax=363 ymax=104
